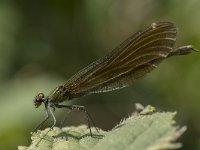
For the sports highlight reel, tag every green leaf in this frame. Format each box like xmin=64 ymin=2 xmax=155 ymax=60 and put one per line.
xmin=18 ymin=106 xmax=186 ymax=150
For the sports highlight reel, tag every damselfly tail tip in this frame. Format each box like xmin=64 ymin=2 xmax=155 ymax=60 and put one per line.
xmin=191 ymin=47 xmax=199 ymax=52
xmin=184 ymin=45 xmax=199 ymax=53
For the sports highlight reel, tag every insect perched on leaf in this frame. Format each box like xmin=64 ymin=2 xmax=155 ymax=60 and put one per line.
xmin=33 ymin=22 xmax=197 ymax=139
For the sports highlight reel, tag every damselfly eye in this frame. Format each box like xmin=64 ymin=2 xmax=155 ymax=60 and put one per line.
xmin=38 ymin=93 xmax=45 ymax=98
xmin=34 ymin=93 xmax=45 ymax=108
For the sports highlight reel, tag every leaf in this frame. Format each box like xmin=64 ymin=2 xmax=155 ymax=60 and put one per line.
xmin=18 ymin=106 xmax=186 ymax=150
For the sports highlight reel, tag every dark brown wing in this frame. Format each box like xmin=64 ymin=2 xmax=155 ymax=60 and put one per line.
xmin=65 ymin=22 xmax=177 ymax=97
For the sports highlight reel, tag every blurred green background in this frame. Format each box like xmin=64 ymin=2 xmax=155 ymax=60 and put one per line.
xmin=0 ymin=0 xmax=199 ymax=149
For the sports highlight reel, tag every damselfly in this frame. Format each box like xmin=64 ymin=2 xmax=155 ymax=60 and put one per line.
xmin=33 ymin=22 xmax=196 ymax=136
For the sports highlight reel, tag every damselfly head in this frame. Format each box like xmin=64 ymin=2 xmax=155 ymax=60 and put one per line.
xmin=34 ymin=93 xmax=45 ymax=108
